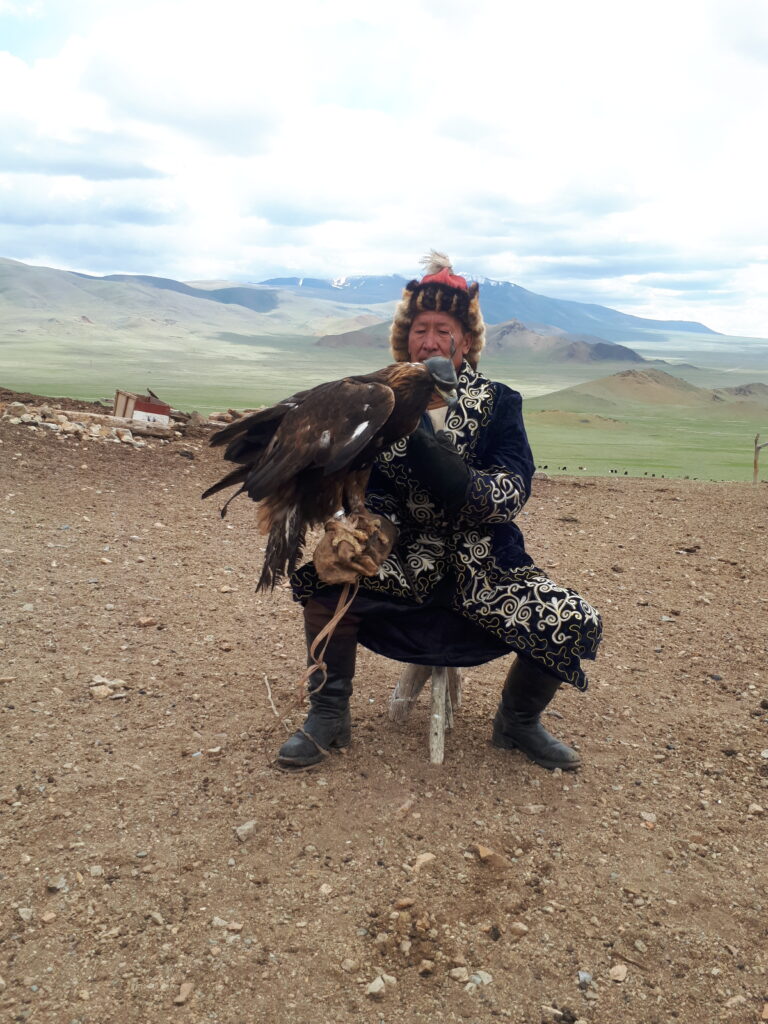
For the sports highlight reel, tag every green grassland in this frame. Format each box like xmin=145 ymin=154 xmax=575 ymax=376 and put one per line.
xmin=524 ymin=406 xmax=764 ymax=482
xmin=2 ymin=327 xmax=767 ymax=483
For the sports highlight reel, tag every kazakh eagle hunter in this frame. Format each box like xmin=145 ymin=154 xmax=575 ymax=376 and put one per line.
xmin=202 ymin=357 xmax=459 ymax=590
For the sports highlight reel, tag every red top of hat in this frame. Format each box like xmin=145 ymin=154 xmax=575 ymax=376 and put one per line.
xmin=418 ymin=250 xmax=469 ymax=291
xmin=420 ymin=266 xmax=468 ymax=291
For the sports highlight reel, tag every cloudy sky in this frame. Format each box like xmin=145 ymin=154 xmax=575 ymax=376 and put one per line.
xmin=2 ymin=0 xmax=767 ymax=335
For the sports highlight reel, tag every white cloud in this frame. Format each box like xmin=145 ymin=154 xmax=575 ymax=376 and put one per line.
xmin=0 ymin=0 xmax=767 ymax=334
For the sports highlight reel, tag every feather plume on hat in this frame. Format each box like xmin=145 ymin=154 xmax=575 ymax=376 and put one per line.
xmin=389 ymin=250 xmax=485 ymax=368
xmin=420 ymin=250 xmax=452 ymax=275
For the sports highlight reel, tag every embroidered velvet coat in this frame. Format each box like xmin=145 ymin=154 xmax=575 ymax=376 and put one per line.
xmin=292 ymin=362 xmax=602 ymax=688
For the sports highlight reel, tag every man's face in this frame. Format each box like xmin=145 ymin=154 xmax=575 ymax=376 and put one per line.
xmin=407 ymin=311 xmax=470 ymax=370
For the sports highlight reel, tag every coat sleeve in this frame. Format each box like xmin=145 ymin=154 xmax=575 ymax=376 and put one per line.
xmin=365 ymin=460 xmax=407 ymax=525
xmin=458 ymin=385 xmax=534 ymax=525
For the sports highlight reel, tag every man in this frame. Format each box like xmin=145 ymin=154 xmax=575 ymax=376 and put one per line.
xmin=278 ymin=252 xmax=602 ymax=770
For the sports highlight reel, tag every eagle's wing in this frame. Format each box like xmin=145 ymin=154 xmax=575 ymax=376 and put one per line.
xmin=242 ymin=378 xmax=395 ymax=499
xmin=209 ymin=395 xmax=304 ymax=462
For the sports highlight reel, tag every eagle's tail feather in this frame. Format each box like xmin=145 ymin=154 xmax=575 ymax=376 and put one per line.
xmin=201 ymin=465 xmax=248 ymax=500
xmin=256 ymin=506 xmax=306 ymax=591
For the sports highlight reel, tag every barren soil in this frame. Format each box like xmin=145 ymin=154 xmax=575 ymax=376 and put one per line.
xmin=1 ymin=398 xmax=767 ymax=1024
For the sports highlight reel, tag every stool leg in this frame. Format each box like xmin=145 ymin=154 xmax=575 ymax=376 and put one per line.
xmin=430 ymin=666 xmax=448 ymax=765
xmin=389 ymin=664 xmax=431 ymax=724
xmin=447 ymin=667 xmax=462 ymax=711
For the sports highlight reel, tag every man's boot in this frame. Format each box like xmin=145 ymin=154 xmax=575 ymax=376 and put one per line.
xmin=276 ymin=598 xmax=359 ymax=768
xmin=491 ymin=655 xmax=581 ymax=770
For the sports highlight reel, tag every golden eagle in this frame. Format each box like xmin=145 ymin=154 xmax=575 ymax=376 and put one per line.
xmin=202 ymin=357 xmax=458 ymax=589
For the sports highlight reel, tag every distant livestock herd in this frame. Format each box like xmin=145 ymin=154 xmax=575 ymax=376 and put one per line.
xmin=536 ymin=465 xmax=670 ymax=478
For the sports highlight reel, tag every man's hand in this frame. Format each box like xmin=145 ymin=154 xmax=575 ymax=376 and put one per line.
xmin=313 ymin=512 xmax=399 ymax=584
xmin=407 ymin=426 xmax=470 ymax=512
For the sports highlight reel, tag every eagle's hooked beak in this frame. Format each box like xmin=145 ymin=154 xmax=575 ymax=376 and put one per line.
xmin=423 ymin=355 xmax=459 ymax=409
xmin=437 ymin=383 xmax=459 ymax=409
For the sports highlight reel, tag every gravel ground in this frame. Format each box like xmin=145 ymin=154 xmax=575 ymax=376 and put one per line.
xmin=1 ymin=401 xmax=767 ymax=1024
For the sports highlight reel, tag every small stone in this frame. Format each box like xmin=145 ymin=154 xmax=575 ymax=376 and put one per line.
xmin=319 ymin=883 xmax=333 ymax=897
xmin=470 ymin=843 xmax=512 ymax=869
xmin=41 ymin=911 xmax=57 ymax=923
xmin=412 ymin=852 xmax=436 ymax=874
xmin=234 ymin=819 xmax=258 ymax=842
xmin=418 ymin=959 xmax=435 ymax=975
xmin=522 ymin=804 xmax=546 ymax=815
xmin=449 ymin=967 xmax=469 ymax=982
xmin=634 ymin=939 xmax=648 ymax=953
xmin=220 ymin=584 xmax=234 ymax=593
xmin=174 ymin=981 xmax=194 ymax=1005
xmin=136 ymin=617 xmax=157 ymax=627
xmin=609 ymin=963 xmax=628 ymax=982
xmin=148 ymin=911 xmax=164 ymax=926
xmin=577 ymin=970 xmax=593 ymax=989
xmin=365 ymin=976 xmax=386 ymax=999
xmin=212 ymin=916 xmax=229 ymax=928
xmin=471 ymin=970 xmax=493 ymax=985
xmin=227 ymin=921 xmax=243 ymax=932
xmin=509 ymin=921 xmax=529 ymax=938
xmin=90 ymin=685 xmax=113 ymax=700
xmin=640 ymin=811 xmax=657 ymax=823
xmin=381 ymin=973 xmax=397 ymax=986
xmin=89 ymin=865 xmax=104 ymax=877
xmin=748 ymin=803 xmax=764 ymax=815
xmin=540 ymin=1009 xmax=564 ymax=1024
xmin=20 ymin=853 xmax=32 ymax=865
xmin=18 ymin=907 xmax=33 ymax=922
xmin=725 ymin=995 xmax=746 ymax=1008
xmin=46 ymin=875 xmax=68 ymax=892
xmin=340 ymin=958 xmax=359 ymax=973
xmin=394 ymin=897 xmax=415 ymax=909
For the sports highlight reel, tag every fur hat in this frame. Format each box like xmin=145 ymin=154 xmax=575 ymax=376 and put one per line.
xmin=390 ymin=251 xmax=486 ymax=368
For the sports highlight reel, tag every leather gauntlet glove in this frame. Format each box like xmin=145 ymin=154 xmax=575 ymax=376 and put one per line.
xmin=407 ymin=426 xmax=470 ymax=513
xmin=313 ymin=512 xmax=399 ymax=585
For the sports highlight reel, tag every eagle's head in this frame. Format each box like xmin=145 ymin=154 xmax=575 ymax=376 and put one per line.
xmin=423 ymin=356 xmax=459 ymax=409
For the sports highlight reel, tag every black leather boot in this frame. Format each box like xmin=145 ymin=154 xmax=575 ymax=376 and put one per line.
xmin=276 ymin=598 xmax=359 ymax=768
xmin=491 ymin=655 xmax=581 ymax=770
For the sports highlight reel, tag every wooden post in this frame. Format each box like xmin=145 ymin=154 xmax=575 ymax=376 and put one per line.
xmin=755 ymin=434 xmax=768 ymax=484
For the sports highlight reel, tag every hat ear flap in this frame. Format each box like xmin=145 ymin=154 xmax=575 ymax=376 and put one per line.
xmin=464 ymin=281 xmax=485 ymax=369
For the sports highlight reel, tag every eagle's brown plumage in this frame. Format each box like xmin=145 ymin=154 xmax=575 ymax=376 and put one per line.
xmin=202 ymin=358 xmax=458 ymax=590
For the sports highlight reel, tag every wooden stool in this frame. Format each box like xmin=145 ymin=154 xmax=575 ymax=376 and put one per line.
xmin=388 ymin=665 xmax=463 ymax=764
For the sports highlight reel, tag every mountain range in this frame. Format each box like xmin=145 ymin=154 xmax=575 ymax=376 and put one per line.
xmin=0 ymin=258 xmax=717 ymax=351
xmin=262 ymin=274 xmax=718 ymax=342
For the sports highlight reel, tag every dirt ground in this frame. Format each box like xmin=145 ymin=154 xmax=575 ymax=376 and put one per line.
xmin=1 ymin=395 xmax=767 ymax=1024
